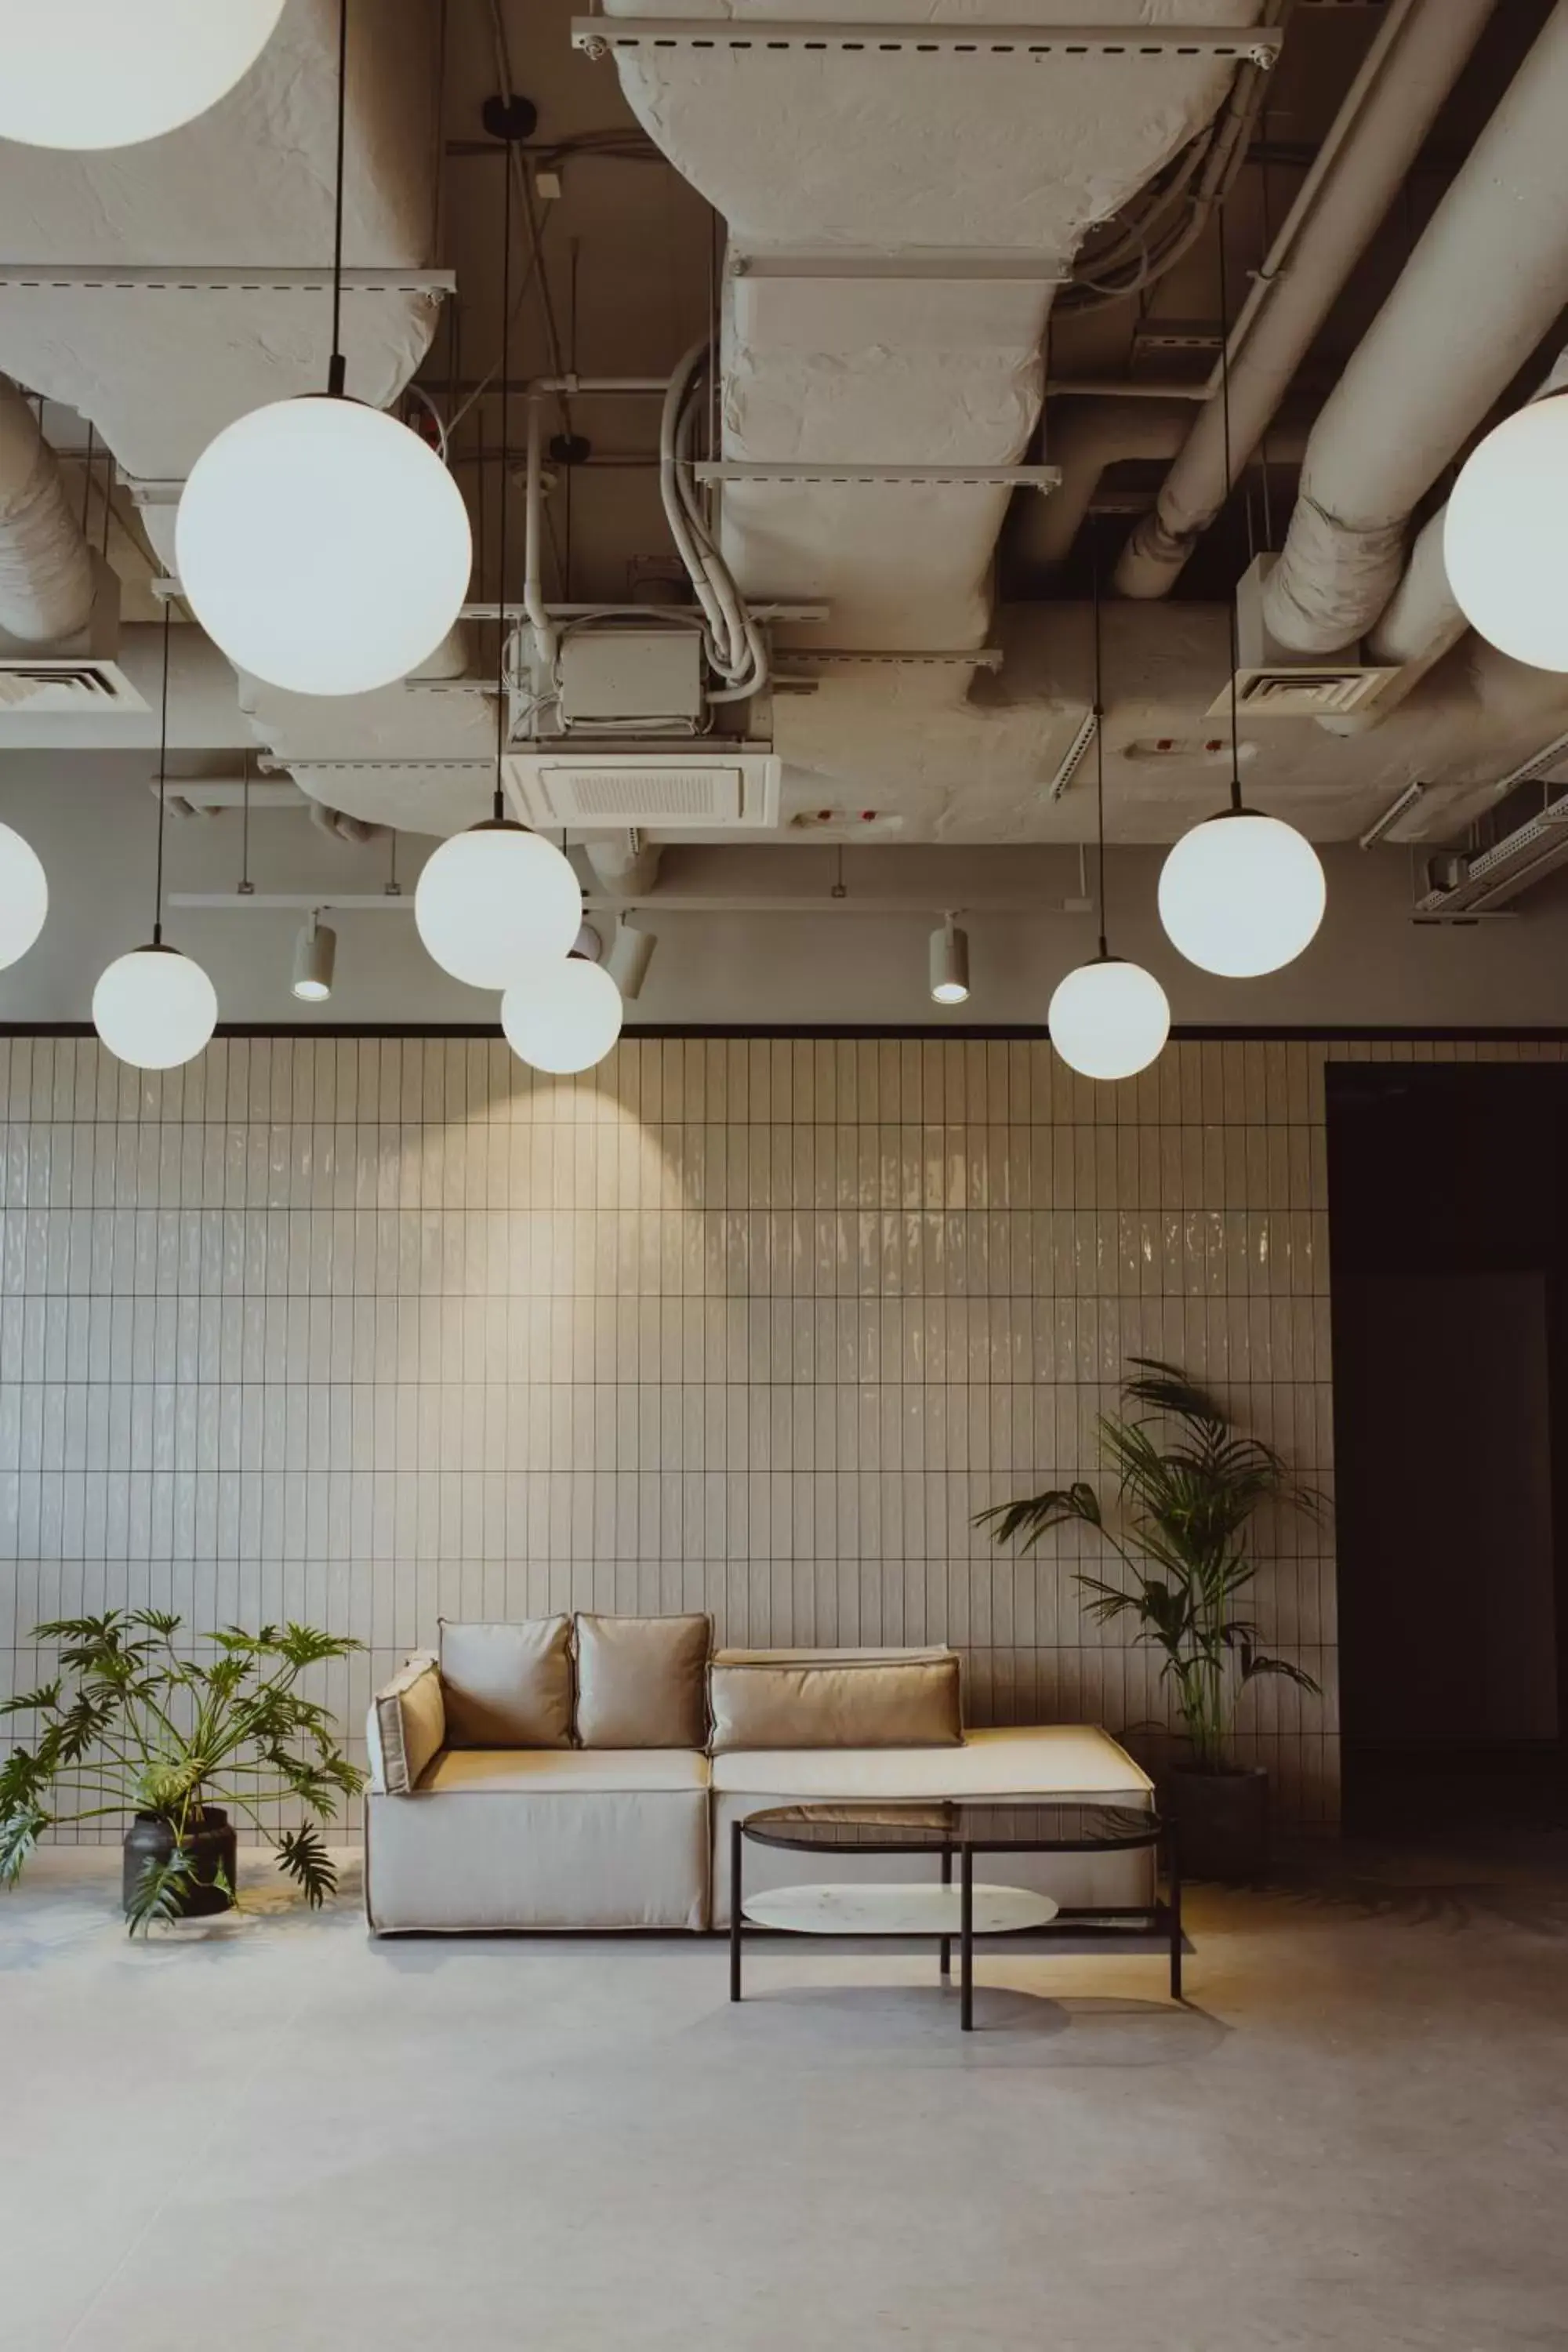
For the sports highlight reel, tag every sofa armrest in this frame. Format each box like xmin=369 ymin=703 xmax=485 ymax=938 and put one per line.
xmin=366 ymin=1652 xmax=445 ymax=1795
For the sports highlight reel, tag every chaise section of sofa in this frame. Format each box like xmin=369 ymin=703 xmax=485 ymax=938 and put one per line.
xmin=709 ymin=1726 xmax=1156 ymax=1926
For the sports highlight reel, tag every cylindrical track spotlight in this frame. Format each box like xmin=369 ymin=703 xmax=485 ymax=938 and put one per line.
xmin=292 ymin=912 xmax=336 ymax=1002
xmin=605 ymin=918 xmax=656 ymax=1000
xmin=929 ymin=914 xmax=970 ymax=1006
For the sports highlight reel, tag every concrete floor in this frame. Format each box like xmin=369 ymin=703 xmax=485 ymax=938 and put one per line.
xmin=3 ymin=1842 xmax=1567 ymax=2352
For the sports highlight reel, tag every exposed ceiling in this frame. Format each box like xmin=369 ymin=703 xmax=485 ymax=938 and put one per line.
xmin=5 ymin=0 xmax=1568 ymax=897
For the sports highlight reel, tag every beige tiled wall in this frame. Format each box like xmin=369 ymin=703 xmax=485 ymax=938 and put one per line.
xmin=7 ymin=1029 xmax=1539 ymax=1839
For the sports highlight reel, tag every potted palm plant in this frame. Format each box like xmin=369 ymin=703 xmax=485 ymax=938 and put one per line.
xmin=0 ymin=1611 xmax=364 ymax=1932
xmin=975 ymin=1358 xmax=1321 ymax=1878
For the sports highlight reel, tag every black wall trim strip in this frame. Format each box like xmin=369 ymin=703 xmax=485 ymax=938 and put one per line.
xmin=5 ymin=1022 xmax=1568 ymax=1045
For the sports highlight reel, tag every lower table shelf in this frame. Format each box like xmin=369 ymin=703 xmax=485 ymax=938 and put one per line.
xmin=742 ymin=1882 xmax=1059 ymax=1937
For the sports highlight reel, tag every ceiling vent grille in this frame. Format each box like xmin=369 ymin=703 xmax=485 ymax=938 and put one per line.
xmin=0 ymin=659 xmax=147 ymax=714
xmin=506 ymin=750 xmax=781 ymax=831
xmin=1214 ymin=664 xmax=1399 ymax=719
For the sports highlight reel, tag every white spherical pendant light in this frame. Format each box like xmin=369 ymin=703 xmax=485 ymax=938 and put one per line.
xmin=1048 ymin=956 xmax=1170 ymax=1082
xmin=502 ymin=959 xmax=624 ymax=1075
xmin=0 ymin=0 xmax=286 ymax=149
xmin=176 ymin=397 xmax=472 ymax=697
xmin=416 ymin=822 xmax=583 ymax=990
xmin=1158 ymin=811 xmax=1325 ymax=978
xmin=93 ymin=945 xmax=216 ymax=1071
xmin=0 ymin=822 xmax=49 ymax=970
xmin=1444 ymin=393 xmax=1568 ymax=673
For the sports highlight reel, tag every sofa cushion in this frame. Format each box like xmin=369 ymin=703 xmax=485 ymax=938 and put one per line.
xmin=708 ymin=1646 xmax=961 ymax=1753
xmin=368 ymin=1653 xmax=445 ymax=1795
xmin=438 ymin=1617 xmax=573 ymax=1749
xmin=575 ymin=1613 xmax=712 ymax=1749
xmin=416 ymin=1747 xmax=710 ymax=1795
xmin=710 ymin=1723 xmax=1153 ymax=1797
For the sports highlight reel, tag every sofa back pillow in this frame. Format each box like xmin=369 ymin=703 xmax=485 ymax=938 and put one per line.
xmin=574 ymin=1613 xmax=712 ymax=1749
xmin=438 ymin=1617 xmax=573 ymax=1749
xmin=709 ymin=1646 xmax=962 ymax=1753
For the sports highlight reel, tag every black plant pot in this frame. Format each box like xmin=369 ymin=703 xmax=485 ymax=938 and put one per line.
xmin=1162 ymin=1766 xmax=1269 ymax=1882
xmin=122 ymin=1808 xmax=238 ymax=1921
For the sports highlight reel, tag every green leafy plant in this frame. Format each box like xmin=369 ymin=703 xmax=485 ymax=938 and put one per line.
xmin=975 ymin=1358 xmax=1321 ymax=1773
xmin=0 ymin=1612 xmax=364 ymax=1932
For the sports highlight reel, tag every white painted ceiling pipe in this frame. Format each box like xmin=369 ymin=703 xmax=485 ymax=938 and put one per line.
xmin=1261 ymin=0 xmax=1568 ymax=656
xmin=1114 ymin=0 xmax=1494 ymax=601
xmin=0 ymin=374 xmax=95 ymax=643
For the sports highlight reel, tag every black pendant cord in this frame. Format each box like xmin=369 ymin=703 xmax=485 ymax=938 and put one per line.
xmin=327 ymin=0 xmax=350 ymax=398
xmin=1218 ymin=216 xmax=1243 ymax=817
xmin=151 ymin=601 xmax=172 ymax=948
xmin=1092 ymin=530 xmax=1109 ymax=961
xmin=493 ymin=108 xmax=514 ymax=823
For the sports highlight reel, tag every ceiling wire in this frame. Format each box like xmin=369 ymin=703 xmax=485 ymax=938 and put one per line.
xmin=151 ymin=601 xmax=172 ymax=948
xmin=493 ymin=99 xmax=514 ymax=825
xmin=1091 ymin=528 xmax=1109 ymax=960
xmin=485 ymin=0 xmax=572 ymax=434
xmin=1218 ymin=212 xmax=1244 ymax=818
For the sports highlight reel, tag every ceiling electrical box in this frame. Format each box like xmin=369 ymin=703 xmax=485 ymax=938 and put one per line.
xmin=557 ymin=628 xmax=706 ymax=731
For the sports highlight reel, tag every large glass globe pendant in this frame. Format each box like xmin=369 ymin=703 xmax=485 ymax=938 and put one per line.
xmin=1444 ymin=393 xmax=1568 ymax=673
xmin=0 ymin=0 xmax=287 ymax=149
xmin=502 ymin=958 xmax=624 ymax=1075
xmin=176 ymin=396 xmax=473 ymax=697
xmin=93 ymin=944 xmax=217 ymax=1070
xmin=415 ymin=822 xmax=583 ymax=990
xmin=0 ymin=822 xmax=49 ymax=969
xmin=1048 ymin=956 xmax=1170 ymax=1081
xmin=1158 ymin=810 xmax=1325 ymax=978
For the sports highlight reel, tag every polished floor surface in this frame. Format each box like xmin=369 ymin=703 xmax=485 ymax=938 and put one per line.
xmin=4 ymin=1838 xmax=1566 ymax=2351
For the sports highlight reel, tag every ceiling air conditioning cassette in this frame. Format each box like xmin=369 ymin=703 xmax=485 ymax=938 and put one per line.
xmin=0 ymin=659 xmax=147 ymax=715
xmin=505 ymin=749 xmax=782 ymax=830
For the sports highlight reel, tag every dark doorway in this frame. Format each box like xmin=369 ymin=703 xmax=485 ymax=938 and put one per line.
xmin=1327 ymin=1064 xmax=1568 ymax=1832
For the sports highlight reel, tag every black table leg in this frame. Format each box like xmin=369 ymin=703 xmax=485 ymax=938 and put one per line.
xmin=1167 ymin=1820 xmax=1182 ymax=2002
xmin=940 ymin=1845 xmax=952 ymax=1981
xmin=730 ymin=1820 xmax=742 ymax=2002
xmin=960 ymin=1843 xmax=974 ymax=2031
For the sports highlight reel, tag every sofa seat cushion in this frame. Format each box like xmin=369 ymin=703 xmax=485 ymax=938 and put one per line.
xmin=416 ymin=1747 xmax=710 ymax=1797
xmin=711 ymin=1724 xmax=1152 ymax=1799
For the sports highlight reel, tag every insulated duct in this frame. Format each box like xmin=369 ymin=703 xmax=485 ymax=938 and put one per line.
xmin=1261 ymin=0 xmax=1568 ymax=655
xmin=1114 ymin=0 xmax=1494 ymax=601
xmin=0 ymin=373 xmax=94 ymax=643
xmin=593 ymin=1 xmax=1275 ymax=670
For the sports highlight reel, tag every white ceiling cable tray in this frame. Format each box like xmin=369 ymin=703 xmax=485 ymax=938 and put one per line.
xmin=505 ymin=750 xmax=782 ymax=830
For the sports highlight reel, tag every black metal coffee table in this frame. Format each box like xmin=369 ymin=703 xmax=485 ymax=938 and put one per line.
xmin=730 ymin=1798 xmax=1180 ymax=2029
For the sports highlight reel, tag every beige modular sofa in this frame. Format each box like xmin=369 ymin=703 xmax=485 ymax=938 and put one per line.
xmin=364 ymin=1615 xmax=1155 ymax=1936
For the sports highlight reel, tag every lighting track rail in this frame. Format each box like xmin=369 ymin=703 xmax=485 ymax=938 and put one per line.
xmin=571 ymin=20 xmax=1282 ymax=66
